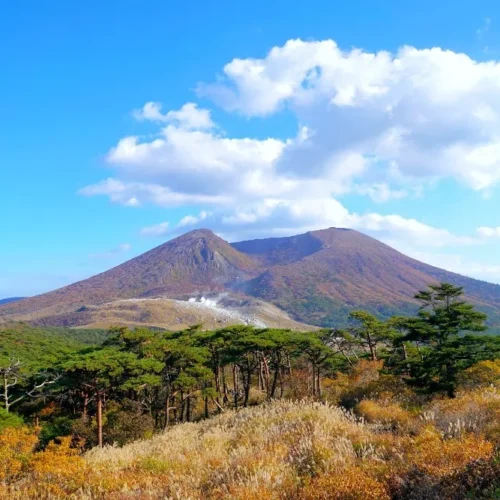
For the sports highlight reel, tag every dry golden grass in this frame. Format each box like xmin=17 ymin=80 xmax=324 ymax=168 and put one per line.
xmin=1 ymin=393 xmax=499 ymax=499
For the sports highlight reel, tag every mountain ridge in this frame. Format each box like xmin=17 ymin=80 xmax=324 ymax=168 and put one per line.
xmin=2 ymin=227 xmax=500 ymax=329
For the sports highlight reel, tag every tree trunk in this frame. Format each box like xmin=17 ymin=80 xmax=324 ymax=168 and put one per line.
xmin=180 ymin=391 xmax=185 ymax=422
xmin=3 ymin=374 xmax=9 ymax=413
xmin=222 ymin=367 xmax=229 ymax=406
xmin=367 ymin=332 xmax=377 ymax=361
xmin=165 ymin=394 xmax=170 ymax=429
xmin=186 ymin=395 xmax=191 ymax=422
xmin=258 ymin=362 xmax=265 ymax=391
xmin=243 ymin=367 xmax=251 ymax=407
xmin=82 ymin=393 xmax=89 ymax=422
xmin=233 ymin=365 xmax=239 ymax=410
xmin=262 ymin=356 xmax=271 ymax=397
xmin=96 ymin=389 xmax=103 ymax=448
xmin=270 ymin=365 xmax=280 ymax=399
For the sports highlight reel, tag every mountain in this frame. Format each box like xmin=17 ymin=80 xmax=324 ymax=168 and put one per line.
xmin=2 ymin=227 xmax=500 ymax=330
xmin=234 ymin=228 xmax=500 ymax=327
xmin=0 ymin=297 xmax=25 ymax=305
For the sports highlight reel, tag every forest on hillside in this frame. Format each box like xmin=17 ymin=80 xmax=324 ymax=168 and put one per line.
xmin=2 ymin=283 xmax=500 ymax=498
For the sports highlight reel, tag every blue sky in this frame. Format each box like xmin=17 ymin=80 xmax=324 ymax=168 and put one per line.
xmin=2 ymin=0 xmax=500 ymax=297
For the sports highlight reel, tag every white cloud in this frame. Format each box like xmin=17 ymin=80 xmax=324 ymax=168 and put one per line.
xmin=141 ymin=211 xmax=213 ymax=237
xmin=133 ymin=102 xmax=215 ymax=130
xmin=178 ymin=210 xmax=211 ymax=227
xmin=354 ymin=183 xmax=408 ymax=203
xmin=477 ymin=226 xmax=500 ymax=238
xmin=164 ymin=196 xmax=478 ymax=250
xmin=80 ymin=178 xmax=230 ymax=207
xmin=200 ymin=39 xmax=500 ymax=191
xmin=348 ymin=213 xmax=479 ymax=248
xmin=141 ymin=222 xmax=169 ymax=237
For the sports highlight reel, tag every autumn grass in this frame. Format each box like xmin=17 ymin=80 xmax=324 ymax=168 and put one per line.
xmin=2 ymin=391 xmax=500 ymax=499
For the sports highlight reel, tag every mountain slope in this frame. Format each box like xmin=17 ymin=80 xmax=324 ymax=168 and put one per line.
xmin=234 ymin=228 xmax=500 ymax=326
xmin=25 ymin=296 xmax=314 ymax=331
xmin=0 ymin=229 xmax=257 ymax=321
xmin=0 ymin=297 xmax=25 ymax=305
xmin=2 ymin=227 xmax=500 ymax=329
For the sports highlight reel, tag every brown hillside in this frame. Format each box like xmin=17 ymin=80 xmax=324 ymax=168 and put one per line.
xmin=233 ymin=228 xmax=500 ymax=326
xmin=2 ymin=227 xmax=500 ymax=329
xmin=0 ymin=229 xmax=258 ymax=320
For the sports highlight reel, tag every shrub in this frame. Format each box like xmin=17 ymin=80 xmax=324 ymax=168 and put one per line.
xmin=0 ymin=427 xmax=37 ymax=483
xmin=104 ymin=401 xmax=155 ymax=446
xmin=408 ymin=426 xmax=494 ymax=477
xmin=457 ymin=360 xmax=500 ymax=389
xmin=0 ymin=408 xmax=24 ymax=432
xmin=300 ymin=466 xmax=390 ymax=499
xmin=341 ymin=361 xmax=417 ymax=409
xmin=39 ymin=416 xmax=75 ymax=448
xmin=357 ymin=400 xmax=412 ymax=430
xmin=425 ymin=387 xmax=500 ymax=440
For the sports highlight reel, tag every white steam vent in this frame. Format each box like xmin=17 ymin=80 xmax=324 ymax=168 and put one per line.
xmin=188 ymin=296 xmax=218 ymax=308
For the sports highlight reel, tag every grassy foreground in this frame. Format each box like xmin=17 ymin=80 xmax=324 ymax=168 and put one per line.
xmin=2 ymin=385 xmax=500 ymax=499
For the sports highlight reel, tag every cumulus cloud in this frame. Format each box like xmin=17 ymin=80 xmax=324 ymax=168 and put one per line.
xmin=178 ymin=210 xmax=212 ymax=227
xmin=152 ymin=197 xmax=480 ymax=251
xmin=82 ymin=39 xmax=500 ymax=278
xmin=141 ymin=211 xmax=213 ymax=238
xmin=200 ymin=39 xmax=500 ymax=191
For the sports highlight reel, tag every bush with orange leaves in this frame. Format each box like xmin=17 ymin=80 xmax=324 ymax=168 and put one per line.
xmin=0 ymin=427 xmax=37 ymax=483
xmin=27 ymin=437 xmax=87 ymax=497
xmin=356 ymin=399 xmax=412 ymax=430
xmin=337 ymin=360 xmax=418 ymax=410
xmin=425 ymin=386 xmax=500 ymax=444
xmin=407 ymin=425 xmax=494 ymax=477
xmin=300 ymin=466 xmax=390 ymax=500
xmin=457 ymin=359 xmax=500 ymax=389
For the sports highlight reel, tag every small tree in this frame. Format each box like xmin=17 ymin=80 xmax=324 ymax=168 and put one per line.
xmin=398 ymin=282 xmax=498 ymax=397
xmin=346 ymin=311 xmax=395 ymax=361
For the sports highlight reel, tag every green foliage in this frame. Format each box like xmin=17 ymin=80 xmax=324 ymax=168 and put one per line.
xmin=38 ymin=416 xmax=75 ymax=447
xmin=345 ymin=310 xmax=397 ymax=361
xmin=393 ymin=283 xmax=495 ymax=396
xmin=0 ymin=323 xmax=108 ymax=373
xmin=0 ymin=408 xmax=23 ymax=431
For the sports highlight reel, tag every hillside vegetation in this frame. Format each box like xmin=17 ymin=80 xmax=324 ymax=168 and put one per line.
xmin=2 ymin=283 xmax=500 ymax=498
xmin=0 ymin=323 xmax=108 ymax=370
